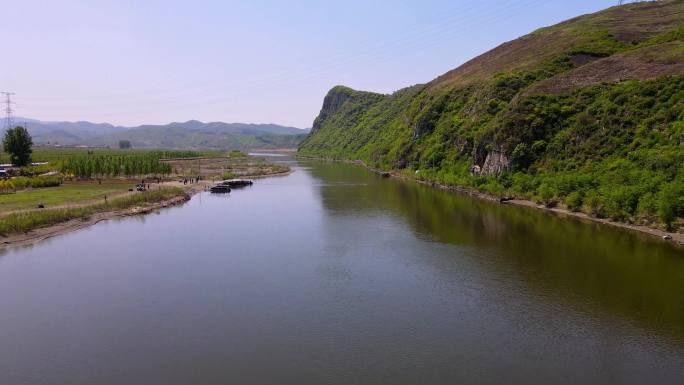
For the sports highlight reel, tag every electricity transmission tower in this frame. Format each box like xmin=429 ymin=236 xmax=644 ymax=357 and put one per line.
xmin=1 ymin=92 xmax=15 ymax=131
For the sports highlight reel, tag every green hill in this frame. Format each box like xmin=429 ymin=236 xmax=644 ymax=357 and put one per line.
xmin=299 ymin=0 xmax=684 ymax=230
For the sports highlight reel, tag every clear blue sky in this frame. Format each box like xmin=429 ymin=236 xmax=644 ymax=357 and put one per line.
xmin=2 ymin=0 xmax=618 ymax=128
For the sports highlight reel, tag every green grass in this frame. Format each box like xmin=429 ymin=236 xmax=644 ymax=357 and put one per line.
xmin=0 ymin=176 xmax=62 ymax=191
xmin=0 ymin=187 xmax=187 ymax=236
xmin=0 ymin=182 xmax=134 ymax=212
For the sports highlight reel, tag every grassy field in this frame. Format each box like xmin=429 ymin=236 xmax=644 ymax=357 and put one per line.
xmin=0 ymin=181 xmax=135 ymax=213
xmin=0 ymin=187 xmax=187 ymax=236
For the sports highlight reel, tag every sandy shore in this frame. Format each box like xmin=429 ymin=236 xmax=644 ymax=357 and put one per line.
xmin=299 ymin=156 xmax=684 ymax=248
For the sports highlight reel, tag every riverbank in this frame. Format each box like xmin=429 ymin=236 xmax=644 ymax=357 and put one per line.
xmin=0 ymin=151 xmax=293 ymax=249
xmin=1 ymin=180 xmax=211 ymax=249
xmin=0 ymin=191 xmax=191 ymax=249
xmin=298 ymin=156 xmax=684 ymax=248
xmin=0 ymin=174 xmax=291 ymax=250
xmin=0 ymin=187 xmax=191 ymax=249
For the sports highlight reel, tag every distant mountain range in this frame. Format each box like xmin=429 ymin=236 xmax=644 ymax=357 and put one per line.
xmin=15 ymin=117 xmax=309 ymax=150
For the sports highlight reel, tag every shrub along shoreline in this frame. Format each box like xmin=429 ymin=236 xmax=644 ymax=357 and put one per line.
xmin=299 ymin=75 xmax=684 ymax=232
xmin=0 ymin=187 xmax=187 ymax=237
xmin=0 ymin=176 xmax=62 ymax=192
xmin=298 ymin=156 xmax=684 ymax=247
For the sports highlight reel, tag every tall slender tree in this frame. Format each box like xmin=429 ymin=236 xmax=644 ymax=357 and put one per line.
xmin=3 ymin=126 xmax=33 ymax=167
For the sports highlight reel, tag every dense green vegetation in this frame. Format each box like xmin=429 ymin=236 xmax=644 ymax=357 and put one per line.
xmin=300 ymin=1 xmax=684 ymax=230
xmin=0 ymin=187 xmax=186 ymax=236
xmin=0 ymin=148 xmax=225 ymax=178
xmin=0 ymin=148 xmax=219 ymax=164
xmin=0 ymin=176 xmax=62 ymax=192
xmin=60 ymin=153 xmax=172 ymax=178
xmin=404 ymin=77 xmax=684 ymax=228
xmin=3 ymin=126 xmax=33 ymax=166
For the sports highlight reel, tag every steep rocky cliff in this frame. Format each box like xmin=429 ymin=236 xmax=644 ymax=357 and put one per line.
xmin=299 ymin=1 xmax=684 ymax=229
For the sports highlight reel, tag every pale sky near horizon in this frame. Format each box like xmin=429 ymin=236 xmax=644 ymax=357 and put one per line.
xmin=2 ymin=0 xmax=618 ymax=128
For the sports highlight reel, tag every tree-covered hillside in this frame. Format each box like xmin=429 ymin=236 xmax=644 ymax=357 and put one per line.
xmin=299 ymin=0 xmax=684 ymax=230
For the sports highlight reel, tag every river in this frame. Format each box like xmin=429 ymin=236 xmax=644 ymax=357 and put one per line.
xmin=1 ymin=157 xmax=683 ymax=385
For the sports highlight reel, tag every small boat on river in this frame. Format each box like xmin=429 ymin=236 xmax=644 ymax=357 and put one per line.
xmin=221 ymin=179 xmax=254 ymax=188
xmin=210 ymin=185 xmax=231 ymax=193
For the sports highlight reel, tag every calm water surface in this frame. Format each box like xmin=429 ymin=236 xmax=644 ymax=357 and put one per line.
xmin=1 ymin=158 xmax=683 ymax=385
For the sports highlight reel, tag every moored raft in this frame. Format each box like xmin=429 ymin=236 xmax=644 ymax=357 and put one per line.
xmin=221 ymin=179 xmax=254 ymax=187
xmin=210 ymin=185 xmax=231 ymax=193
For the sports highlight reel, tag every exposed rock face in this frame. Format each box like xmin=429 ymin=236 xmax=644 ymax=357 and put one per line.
xmin=481 ymin=145 xmax=511 ymax=174
xmin=311 ymin=87 xmax=354 ymax=132
xmin=472 ymin=144 xmax=488 ymax=169
xmin=413 ymin=115 xmax=434 ymax=139
xmin=470 ymin=143 xmax=510 ymax=175
xmin=310 ymin=86 xmax=385 ymax=134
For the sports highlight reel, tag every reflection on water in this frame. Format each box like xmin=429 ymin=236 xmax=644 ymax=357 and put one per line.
xmin=306 ymin=161 xmax=684 ymax=341
xmin=0 ymin=159 xmax=682 ymax=385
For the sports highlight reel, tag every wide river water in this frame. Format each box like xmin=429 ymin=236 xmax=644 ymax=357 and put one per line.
xmin=1 ymin=157 xmax=683 ymax=385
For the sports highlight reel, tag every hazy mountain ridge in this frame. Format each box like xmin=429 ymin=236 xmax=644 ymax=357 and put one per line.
xmin=17 ymin=118 xmax=308 ymax=149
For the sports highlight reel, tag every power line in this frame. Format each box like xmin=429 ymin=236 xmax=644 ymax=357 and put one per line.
xmin=1 ymin=92 xmax=15 ymax=131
